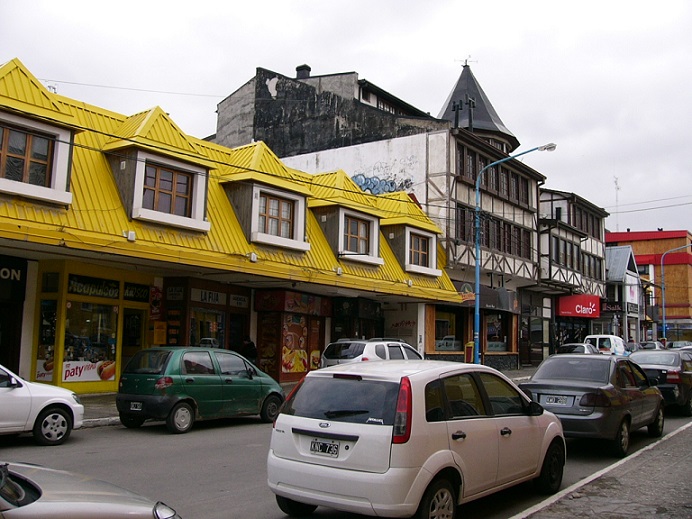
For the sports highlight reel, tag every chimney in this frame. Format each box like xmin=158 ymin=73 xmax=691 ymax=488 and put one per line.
xmin=296 ymin=64 xmax=311 ymax=79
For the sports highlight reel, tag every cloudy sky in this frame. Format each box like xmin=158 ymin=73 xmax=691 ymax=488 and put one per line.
xmin=3 ymin=0 xmax=690 ymax=233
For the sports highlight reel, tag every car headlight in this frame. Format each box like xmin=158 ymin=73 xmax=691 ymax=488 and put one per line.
xmin=71 ymin=393 xmax=82 ymax=405
xmin=154 ymin=501 xmax=181 ymax=519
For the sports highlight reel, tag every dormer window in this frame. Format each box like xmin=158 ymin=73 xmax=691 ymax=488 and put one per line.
xmin=143 ymin=164 xmax=192 ymax=217
xmin=0 ymin=113 xmax=73 ymax=205
xmin=338 ymin=208 xmax=383 ymax=265
xmin=251 ymin=185 xmax=309 ymax=252
xmin=405 ymin=227 xmax=441 ymax=276
xmin=132 ymin=151 xmax=210 ymax=233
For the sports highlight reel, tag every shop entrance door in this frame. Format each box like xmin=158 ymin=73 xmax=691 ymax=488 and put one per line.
xmin=0 ymin=301 xmax=22 ymax=372
xmin=122 ymin=309 xmax=146 ymax=368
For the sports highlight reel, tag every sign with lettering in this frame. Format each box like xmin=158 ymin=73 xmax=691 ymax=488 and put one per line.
xmin=557 ymin=294 xmax=601 ymax=318
xmin=124 ymin=283 xmax=150 ymax=303
xmin=0 ymin=255 xmax=27 ymax=302
xmin=191 ymin=288 xmax=227 ymax=306
xmin=68 ymin=274 xmax=119 ymax=299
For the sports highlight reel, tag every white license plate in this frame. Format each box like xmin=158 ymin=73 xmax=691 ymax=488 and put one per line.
xmin=545 ymin=395 xmax=568 ymax=405
xmin=310 ymin=439 xmax=340 ymax=457
xmin=130 ymin=402 xmax=143 ymax=411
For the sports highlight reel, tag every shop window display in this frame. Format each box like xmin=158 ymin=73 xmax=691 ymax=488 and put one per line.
xmin=62 ymin=302 xmax=117 ymax=382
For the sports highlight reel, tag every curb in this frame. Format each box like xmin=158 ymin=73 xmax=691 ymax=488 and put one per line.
xmin=81 ymin=417 xmax=121 ymax=428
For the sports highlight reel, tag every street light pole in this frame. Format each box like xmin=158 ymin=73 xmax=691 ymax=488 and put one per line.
xmin=473 ymin=143 xmax=556 ymax=364
xmin=660 ymin=243 xmax=692 ymax=343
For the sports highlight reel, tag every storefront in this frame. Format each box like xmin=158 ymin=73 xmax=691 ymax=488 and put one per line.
xmin=254 ymin=289 xmax=330 ymax=384
xmin=331 ymin=297 xmax=383 ymax=340
xmin=0 ymin=255 xmax=28 ymax=373
xmin=162 ymin=278 xmax=251 ymax=351
xmin=33 ymin=261 xmax=156 ymax=394
xmin=555 ymin=294 xmax=601 ymax=347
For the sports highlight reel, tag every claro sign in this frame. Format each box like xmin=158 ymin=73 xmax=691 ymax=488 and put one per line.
xmin=557 ymin=294 xmax=601 ymax=318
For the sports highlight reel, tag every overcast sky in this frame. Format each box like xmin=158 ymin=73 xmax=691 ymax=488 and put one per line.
xmin=3 ymin=0 xmax=691 ymax=234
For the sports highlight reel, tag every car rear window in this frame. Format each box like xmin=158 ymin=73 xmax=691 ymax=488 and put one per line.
xmin=281 ymin=375 xmax=399 ymax=425
xmin=556 ymin=345 xmax=584 ymax=354
xmin=632 ymin=353 xmax=677 ymax=366
xmin=323 ymin=342 xmax=366 ymax=360
xmin=534 ymin=357 xmax=611 ymax=383
xmin=123 ymin=350 xmax=172 ymax=375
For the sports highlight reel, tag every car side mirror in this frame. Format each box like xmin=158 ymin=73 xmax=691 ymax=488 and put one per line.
xmin=527 ymin=401 xmax=544 ymax=416
xmin=9 ymin=376 xmax=22 ymax=388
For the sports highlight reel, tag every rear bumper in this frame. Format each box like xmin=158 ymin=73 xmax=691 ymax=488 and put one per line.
xmin=115 ymin=394 xmax=177 ymax=420
xmin=267 ymin=450 xmax=423 ymax=517
xmin=656 ymin=384 xmax=684 ymax=406
xmin=550 ymin=409 xmax=622 ymax=440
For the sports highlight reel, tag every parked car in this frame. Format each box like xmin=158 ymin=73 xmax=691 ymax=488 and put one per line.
xmin=320 ymin=338 xmax=422 ymax=368
xmin=668 ymin=340 xmax=692 ymax=349
xmin=555 ymin=343 xmax=600 ymax=355
xmin=0 ymin=461 xmax=180 ymax=518
xmin=584 ymin=334 xmax=627 ymax=355
xmin=268 ymin=360 xmax=565 ymax=518
xmin=630 ymin=350 xmax=692 ymax=416
xmin=0 ymin=364 xmax=83 ymax=446
xmin=638 ymin=341 xmax=666 ymax=350
xmin=116 ymin=347 xmax=284 ymax=433
xmin=520 ymin=354 xmax=664 ymax=457
xmin=520 ymin=355 xmax=664 ymax=457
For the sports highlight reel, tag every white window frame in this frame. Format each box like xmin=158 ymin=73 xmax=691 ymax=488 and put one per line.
xmin=338 ymin=208 xmax=383 ymax=265
xmin=132 ymin=151 xmax=210 ymax=232
xmin=0 ymin=111 xmax=73 ymax=205
xmin=405 ymin=227 xmax=441 ymax=276
xmin=250 ymin=184 xmax=310 ymax=252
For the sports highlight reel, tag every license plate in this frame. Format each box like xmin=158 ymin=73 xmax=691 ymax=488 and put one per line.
xmin=130 ymin=402 xmax=143 ymax=411
xmin=310 ymin=439 xmax=339 ymax=457
xmin=545 ymin=395 xmax=568 ymax=405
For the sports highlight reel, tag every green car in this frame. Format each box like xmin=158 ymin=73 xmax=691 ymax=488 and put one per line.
xmin=116 ymin=347 xmax=284 ymax=434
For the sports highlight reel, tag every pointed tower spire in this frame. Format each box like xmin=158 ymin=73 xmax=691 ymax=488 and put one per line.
xmin=438 ymin=64 xmax=520 ymax=152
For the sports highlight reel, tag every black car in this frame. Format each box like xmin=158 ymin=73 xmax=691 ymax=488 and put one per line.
xmin=630 ymin=350 xmax=692 ymax=416
xmin=520 ymin=354 xmax=664 ymax=457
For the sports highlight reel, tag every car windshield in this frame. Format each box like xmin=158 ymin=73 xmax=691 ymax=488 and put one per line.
xmin=282 ymin=375 xmax=399 ymax=425
xmin=323 ymin=342 xmax=366 ymax=360
xmin=534 ymin=357 xmax=611 ymax=383
xmin=556 ymin=344 xmax=584 ymax=354
xmin=123 ymin=350 xmax=172 ymax=375
xmin=632 ymin=353 xmax=677 ymax=366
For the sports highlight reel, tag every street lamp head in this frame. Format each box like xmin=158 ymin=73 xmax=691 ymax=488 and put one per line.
xmin=538 ymin=143 xmax=557 ymax=152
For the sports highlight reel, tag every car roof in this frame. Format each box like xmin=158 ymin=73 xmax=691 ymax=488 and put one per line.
xmin=309 ymin=359 xmax=499 ymax=380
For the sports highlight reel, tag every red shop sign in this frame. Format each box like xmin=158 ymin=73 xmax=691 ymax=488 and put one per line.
xmin=557 ymin=294 xmax=601 ymax=318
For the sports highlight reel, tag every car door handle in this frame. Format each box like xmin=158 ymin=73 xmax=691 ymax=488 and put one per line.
xmin=500 ymin=427 xmax=512 ymax=436
xmin=451 ymin=431 xmax=467 ymax=440
xmin=224 ymin=378 xmax=233 ymax=384
xmin=185 ymin=378 xmax=194 ymax=383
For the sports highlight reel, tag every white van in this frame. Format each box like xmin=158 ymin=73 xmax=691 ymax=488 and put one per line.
xmin=583 ymin=334 xmax=627 ymax=355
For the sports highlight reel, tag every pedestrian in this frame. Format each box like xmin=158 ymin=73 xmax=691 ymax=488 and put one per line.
xmin=243 ymin=336 xmax=257 ymax=365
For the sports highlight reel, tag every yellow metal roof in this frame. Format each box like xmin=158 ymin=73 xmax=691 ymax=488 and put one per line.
xmin=0 ymin=58 xmax=461 ymax=304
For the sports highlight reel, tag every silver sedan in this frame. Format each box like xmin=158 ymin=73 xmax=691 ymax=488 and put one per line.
xmin=520 ymin=354 xmax=664 ymax=457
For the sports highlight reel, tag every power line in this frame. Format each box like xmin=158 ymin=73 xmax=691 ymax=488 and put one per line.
xmin=39 ymin=78 xmax=223 ymax=98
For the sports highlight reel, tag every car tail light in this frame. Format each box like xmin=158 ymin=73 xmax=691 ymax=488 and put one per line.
xmin=579 ymin=391 xmax=611 ymax=407
xmin=665 ymin=369 xmax=682 ymax=384
xmin=154 ymin=376 xmax=174 ymax=390
xmin=392 ymin=376 xmax=412 ymax=444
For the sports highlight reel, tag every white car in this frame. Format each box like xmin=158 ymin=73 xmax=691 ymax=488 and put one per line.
xmin=320 ymin=338 xmax=422 ymax=368
xmin=267 ymin=360 xmax=565 ymax=518
xmin=584 ymin=334 xmax=627 ymax=356
xmin=0 ymin=364 xmax=84 ymax=446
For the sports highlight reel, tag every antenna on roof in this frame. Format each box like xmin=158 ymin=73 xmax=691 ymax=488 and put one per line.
xmin=614 ymin=176 xmax=621 ymax=231
xmin=454 ymin=55 xmax=477 ymax=67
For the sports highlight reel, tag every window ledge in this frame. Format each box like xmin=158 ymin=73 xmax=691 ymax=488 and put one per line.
xmin=405 ymin=264 xmax=442 ymax=277
xmin=338 ymin=252 xmax=384 ymax=266
xmin=251 ymin=232 xmax=310 ymax=252
xmin=0 ymin=179 xmax=72 ymax=205
xmin=134 ymin=207 xmax=210 ymax=232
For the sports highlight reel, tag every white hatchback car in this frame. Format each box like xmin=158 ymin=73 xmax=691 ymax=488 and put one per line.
xmin=267 ymin=360 xmax=565 ymax=519
xmin=320 ymin=338 xmax=422 ymax=368
xmin=0 ymin=364 xmax=84 ymax=446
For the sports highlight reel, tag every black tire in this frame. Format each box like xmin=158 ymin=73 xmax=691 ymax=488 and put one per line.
xmin=612 ymin=418 xmax=630 ymax=458
xmin=33 ymin=407 xmax=72 ymax=446
xmin=534 ymin=440 xmax=565 ymax=494
xmin=415 ymin=478 xmax=456 ymax=519
xmin=275 ymin=495 xmax=317 ymax=517
xmin=647 ymin=406 xmax=665 ymax=437
xmin=166 ymin=402 xmax=194 ymax=434
xmin=119 ymin=413 xmax=146 ymax=429
xmin=260 ymin=394 xmax=283 ymax=423
xmin=681 ymin=395 xmax=692 ymax=417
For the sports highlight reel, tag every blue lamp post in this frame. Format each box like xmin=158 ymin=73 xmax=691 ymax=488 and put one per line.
xmin=473 ymin=143 xmax=556 ymax=364
xmin=660 ymin=243 xmax=692 ymax=343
